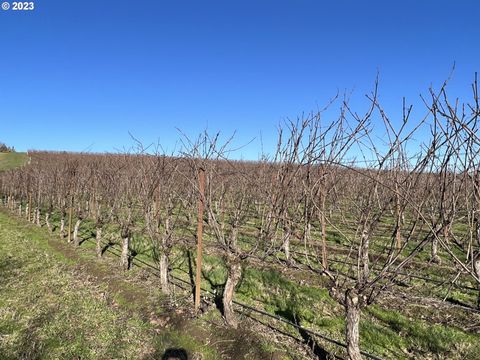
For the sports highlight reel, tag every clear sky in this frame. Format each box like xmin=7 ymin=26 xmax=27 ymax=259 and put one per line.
xmin=0 ymin=0 xmax=478 ymax=159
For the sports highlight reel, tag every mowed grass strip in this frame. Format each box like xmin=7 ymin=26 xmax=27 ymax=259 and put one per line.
xmin=0 ymin=152 xmax=28 ymax=171
xmin=0 ymin=211 xmax=157 ymax=359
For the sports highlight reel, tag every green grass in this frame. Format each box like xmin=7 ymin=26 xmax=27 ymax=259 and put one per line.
xmin=364 ymin=306 xmax=480 ymax=359
xmin=0 ymin=152 xmax=28 ymax=171
xmin=171 ymin=249 xmax=480 ymax=359
xmin=237 ymin=265 xmax=480 ymax=359
xmin=0 ymin=213 xmax=154 ymax=359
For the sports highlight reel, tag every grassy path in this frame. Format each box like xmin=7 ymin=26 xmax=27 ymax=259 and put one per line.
xmin=0 ymin=211 xmax=281 ymax=360
xmin=0 ymin=152 xmax=28 ymax=171
xmin=0 ymin=211 xmax=160 ymax=359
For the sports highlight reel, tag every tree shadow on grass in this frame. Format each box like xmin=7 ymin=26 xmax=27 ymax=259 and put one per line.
xmin=444 ymin=296 xmax=478 ymax=310
xmin=78 ymin=237 xmax=89 ymax=246
xmin=101 ymin=241 xmax=116 ymax=256
xmin=128 ymin=249 xmax=138 ymax=270
xmin=185 ymin=249 xmax=197 ymax=301
xmin=201 ymin=268 xmax=225 ymax=314
xmin=275 ymin=308 xmax=331 ymax=360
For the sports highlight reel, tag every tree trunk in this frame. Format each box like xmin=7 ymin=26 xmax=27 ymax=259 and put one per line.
xmin=35 ymin=208 xmax=41 ymax=227
xmin=359 ymin=228 xmax=370 ymax=284
xmin=18 ymin=203 xmax=22 ymax=217
xmin=223 ymin=258 xmax=242 ymax=328
xmin=345 ymin=289 xmax=362 ymax=360
xmin=159 ymin=220 xmax=171 ymax=294
xmin=45 ymin=212 xmax=52 ymax=232
xmin=474 ymin=254 xmax=480 ymax=309
xmin=67 ymin=205 xmax=73 ymax=243
xmin=207 ymin=208 xmax=212 ymax=224
xmin=283 ymin=232 xmax=290 ymax=262
xmin=395 ymin=223 xmax=402 ymax=251
xmin=73 ymin=219 xmax=82 ymax=246
xmin=96 ymin=227 xmax=102 ymax=258
xmin=60 ymin=216 xmax=65 ymax=239
xmin=431 ymin=236 xmax=441 ymax=263
xmin=159 ymin=251 xmax=170 ymax=294
xmin=120 ymin=236 xmax=130 ymax=270
xmin=303 ymin=221 xmax=311 ymax=260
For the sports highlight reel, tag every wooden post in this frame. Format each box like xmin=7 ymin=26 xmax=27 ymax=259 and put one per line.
xmin=195 ymin=167 xmax=206 ymax=312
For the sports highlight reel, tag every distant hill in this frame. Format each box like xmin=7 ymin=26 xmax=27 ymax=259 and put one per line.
xmin=0 ymin=152 xmax=28 ymax=171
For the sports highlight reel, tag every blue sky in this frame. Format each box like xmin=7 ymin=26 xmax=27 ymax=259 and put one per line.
xmin=0 ymin=0 xmax=478 ymax=159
